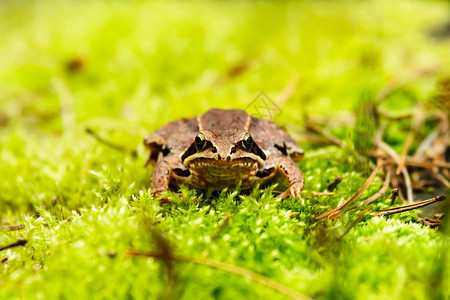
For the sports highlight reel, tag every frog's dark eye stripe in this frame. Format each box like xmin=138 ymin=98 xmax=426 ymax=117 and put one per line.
xmin=239 ymin=132 xmax=253 ymax=149
xmin=236 ymin=132 xmax=266 ymax=160
xmin=195 ymin=132 xmax=208 ymax=150
xmin=195 ymin=134 xmax=204 ymax=144
xmin=181 ymin=134 xmax=214 ymax=162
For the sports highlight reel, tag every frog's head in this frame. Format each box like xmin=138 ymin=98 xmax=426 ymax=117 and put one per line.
xmin=181 ymin=129 xmax=266 ymax=172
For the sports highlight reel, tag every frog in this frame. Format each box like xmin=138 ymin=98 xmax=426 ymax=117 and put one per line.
xmin=144 ymin=108 xmax=304 ymax=202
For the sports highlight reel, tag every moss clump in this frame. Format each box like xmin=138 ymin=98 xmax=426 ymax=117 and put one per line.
xmin=1 ymin=0 xmax=449 ymax=299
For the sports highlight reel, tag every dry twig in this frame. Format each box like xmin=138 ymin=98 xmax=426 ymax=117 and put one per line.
xmin=433 ymin=172 xmax=450 ymax=188
xmin=418 ymin=218 xmax=442 ymax=228
xmin=126 ymin=250 xmax=310 ymax=300
xmin=390 ymin=188 xmax=399 ymax=205
xmin=362 ymin=169 xmax=392 ymax=206
xmin=0 ymin=224 xmax=25 ymax=231
xmin=311 ymin=191 xmax=334 ymax=196
xmin=338 ymin=206 xmax=373 ymax=240
xmin=86 ymin=127 xmax=137 ymax=158
xmin=305 ymin=122 xmax=345 ymax=148
xmin=327 ymin=175 xmax=342 ymax=192
xmin=375 ymin=140 xmax=414 ymax=203
xmin=373 ymin=195 xmax=446 ymax=216
xmin=0 ymin=239 xmax=27 ymax=252
xmin=211 ymin=214 xmax=232 ymax=241
xmin=140 ymin=215 xmax=180 ymax=299
xmin=396 ymin=133 xmax=415 ymax=175
xmin=315 ymin=163 xmax=383 ymax=220
xmin=333 ymin=168 xmax=391 ymax=219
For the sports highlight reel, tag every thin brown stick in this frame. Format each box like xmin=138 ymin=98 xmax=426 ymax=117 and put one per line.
xmin=414 ymin=128 xmax=439 ymax=157
xmin=396 ymin=132 xmax=414 ymax=175
xmin=311 ymin=191 xmax=334 ymax=196
xmin=305 ymin=123 xmax=345 ymax=148
xmin=140 ymin=215 xmax=179 ymax=299
xmin=335 ymin=168 xmax=391 ymax=218
xmin=334 ymin=162 xmax=382 ymax=209
xmin=211 ymin=214 xmax=232 ymax=241
xmin=397 ymin=105 xmax=424 ymax=174
xmin=338 ymin=206 xmax=373 ymax=240
xmin=362 ymin=169 xmax=392 ymax=205
xmin=371 ymin=155 xmax=450 ymax=169
xmin=0 ymin=239 xmax=27 ymax=251
xmin=86 ymin=128 xmax=137 ymax=158
xmin=390 ymin=188 xmax=399 ymax=205
xmin=0 ymin=224 xmax=25 ymax=231
xmin=375 ymin=66 xmax=438 ymax=105
xmin=377 ymin=110 xmax=412 ymax=120
xmin=328 ymin=207 xmax=346 ymax=220
xmin=418 ymin=218 xmax=442 ymax=228
xmin=327 ymin=175 xmax=342 ymax=192
xmin=439 ymin=155 xmax=450 ymax=179
xmin=126 ymin=250 xmax=310 ymax=300
xmin=375 ymin=140 xmax=414 ymax=203
xmin=315 ymin=163 xmax=383 ymax=220
xmin=404 ymin=159 xmax=450 ymax=169
xmin=433 ymin=172 xmax=450 ymax=188
xmin=373 ymin=195 xmax=446 ymax=216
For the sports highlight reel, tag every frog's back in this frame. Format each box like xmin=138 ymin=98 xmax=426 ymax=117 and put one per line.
xmin=199 ymin=109 xmax=249 ymax=133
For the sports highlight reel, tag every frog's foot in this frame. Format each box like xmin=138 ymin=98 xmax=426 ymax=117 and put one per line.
xmin=152 ymin=190 xmax=172 ymax=204
xmin=150 ymin=155 xmax=182 ymax=204
xmin=277 ymin=181 xmax=303 ymax=202
xmin=158 ymin=196 xmax=171 ymax=204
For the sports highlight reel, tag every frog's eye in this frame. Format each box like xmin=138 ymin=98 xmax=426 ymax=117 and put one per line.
xmin=195 ymin=132 xmax=207 ymax=150
xmin=240 ymin=132 xmax=253 ymax=149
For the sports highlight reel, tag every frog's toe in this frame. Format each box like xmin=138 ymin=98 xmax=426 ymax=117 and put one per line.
xmin=277 ymin=182 xmax=303 ymax=202
xmin=152 ymin=190 xmax=172 ymax=204
xmin=158 ymin=197 xmax=171 ymax=204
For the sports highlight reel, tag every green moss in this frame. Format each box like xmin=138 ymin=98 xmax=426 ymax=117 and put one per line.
xmin=1 ymin=0 xmax=449 ymax=299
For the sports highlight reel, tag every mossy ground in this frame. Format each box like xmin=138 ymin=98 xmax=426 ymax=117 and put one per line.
xmin=1 ymin=0 xmax=449 ymax=299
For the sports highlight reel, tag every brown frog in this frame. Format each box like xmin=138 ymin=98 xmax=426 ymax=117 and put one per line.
xmin=144 ymin=109 xmax=304 ymax=201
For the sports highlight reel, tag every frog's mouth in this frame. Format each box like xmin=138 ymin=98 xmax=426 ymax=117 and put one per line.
xmin=187 ymin=157 xmax=260 ymax=178
xmin=184 ymin=157 xmax=260 ymax=189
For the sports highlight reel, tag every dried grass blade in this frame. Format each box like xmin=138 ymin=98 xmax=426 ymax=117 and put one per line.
xmin=373 ymin=195 xmax=446 ymax=216
xmin=376 ymin=140 xmax=414 ymax=203
xmin=0 ymin=224 xmax=25 ymax=231
xmin=0 ymin=239 xmax=27 ymax=252
xmin=396 ymin=132 xmax=414 ymax=175
xmin=338 ymin=206 xmax=373 ymax=240
xmin=363 ymin=169 xmax=392 ymax=205
xmin=126 ymin=250 xmax=311 ymax=300
xmin=316 ymin=163 xmax=383 ymax=220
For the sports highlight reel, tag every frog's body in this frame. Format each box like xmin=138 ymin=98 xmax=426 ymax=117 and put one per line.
xmin=144 ymin=109 xmax=304 ymax=201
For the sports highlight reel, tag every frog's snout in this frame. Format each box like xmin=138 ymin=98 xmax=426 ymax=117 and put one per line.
xmin=217 ymin=154 xmax=232 ymax=161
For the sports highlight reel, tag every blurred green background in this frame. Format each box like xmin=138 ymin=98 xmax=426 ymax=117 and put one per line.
xmin=1 ymin=0 xmax=449 ymax=299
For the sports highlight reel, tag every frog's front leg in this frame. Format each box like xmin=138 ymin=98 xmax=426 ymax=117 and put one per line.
xmin=263 ymin=155 xmax=304 ymax=201
xmin=151 ymin=155 xmax=184 ymax=202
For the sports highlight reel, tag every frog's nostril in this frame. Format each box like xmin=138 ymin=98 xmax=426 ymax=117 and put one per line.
xmin=227 ymin=156 xmax=231 ymax=161
xmin=218 ymin=154 xmax=221 ymax=160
